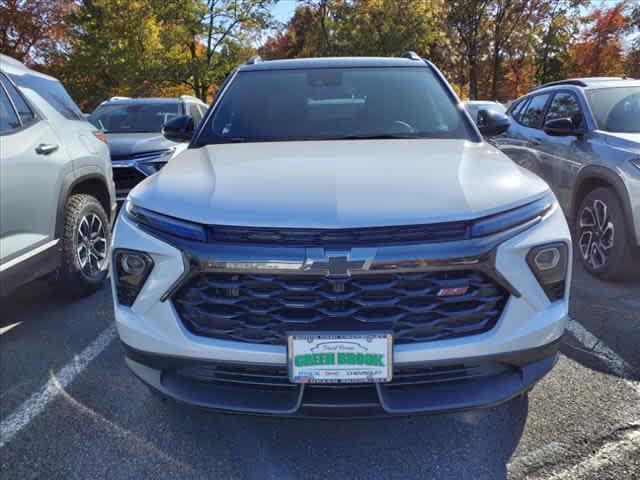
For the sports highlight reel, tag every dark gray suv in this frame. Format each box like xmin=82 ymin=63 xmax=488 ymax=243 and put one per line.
xmin=495 ymin=78 xmax=640 ymax=280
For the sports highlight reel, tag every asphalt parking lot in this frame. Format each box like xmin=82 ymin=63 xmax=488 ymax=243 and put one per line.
xmin=1 ymin=261 xmax=638 ymax=480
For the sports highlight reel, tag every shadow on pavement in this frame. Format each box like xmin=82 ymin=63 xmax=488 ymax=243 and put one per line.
xmin=561 ymin=259 xmax=640 ymax=381
xmin=158 ymin=395 xmax=529 ymax=480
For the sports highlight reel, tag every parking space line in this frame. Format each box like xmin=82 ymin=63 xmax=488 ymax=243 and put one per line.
xmin=0 ymin=324 xmax=117 ymax=448
xmin=542 ymin=423 xmax=640 ymax=480
xmin=566 ymin=319 xmax=640 ymax=396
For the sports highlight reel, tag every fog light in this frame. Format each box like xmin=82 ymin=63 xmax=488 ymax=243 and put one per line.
xmin=113 ymin=249 xmax=154 ymax=306
xmin=533 ymin=247 xmax=561 ymax=271
xmin=120 ymin=253 xmax=147 ymax=275
xmin=527 ymin=243 xmax=568 ymax=301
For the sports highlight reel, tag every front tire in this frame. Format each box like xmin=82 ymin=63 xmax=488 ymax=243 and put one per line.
xmin=60 ymin=194 xmax=111 ymax=296
xmin=575 ymin=187 xmax=635 ymax=281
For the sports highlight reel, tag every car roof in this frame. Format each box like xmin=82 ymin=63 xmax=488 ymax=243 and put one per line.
xmin=0 ymin=54 xmax=57 ymax=81
xmin=532 ymin=77 xmax=640 ymax=92
xmin=462 ymin=100 xmax=502 ymax=105
xmin=101 ymin=97 xmax=181 ymax=104
xmin=239 ymin=56 xmax=429 ymax=72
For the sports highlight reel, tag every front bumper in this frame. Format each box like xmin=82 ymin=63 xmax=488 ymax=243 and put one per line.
xmin=111 ymin=201 xmax=571 ymax=416
xmin=123 ymin=337 xmax=560 ymax=416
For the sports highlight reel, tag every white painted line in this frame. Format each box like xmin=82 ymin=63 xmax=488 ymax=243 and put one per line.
xmin=543 ymin=423 xmax=640 ymax=480
xmin=0 ymin=324 xmax=117 ymax=448
xmin=566 ymin=319 xmax=640 ymax=396
xmin=0 ymin=321 xmax=22 ymax=336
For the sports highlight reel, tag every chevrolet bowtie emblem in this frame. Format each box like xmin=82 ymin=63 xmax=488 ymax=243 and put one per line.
xmin=327 ymin=255 xmax=349 ymax=276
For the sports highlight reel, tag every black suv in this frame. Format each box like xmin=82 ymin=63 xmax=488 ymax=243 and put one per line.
xmin=89 ymin=96 xmax=208 ymax=201
xmin=495 ymin=78 xmax=640 ymax=279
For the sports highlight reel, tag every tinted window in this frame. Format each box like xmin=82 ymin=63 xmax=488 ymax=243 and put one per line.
xmin=0 ymin=74 xmax=35 ymax=124
xmin=10 ymin=72 xmax=83 ymax=121
xmin=586 ymin=86 xmax=640 ymax=133
xmin=509 ymin=98 xmax=529 ymax=122
xmin=546 ymin=92 xmax=583 ymax=126
xmin=520 ymin=94 xmax=550 ymax=128
xmin=188 ymin=103 xmax=203 ymax=125
xmin=0 ymin=86 xmax=20 ymax=133
xmin=201 ymin=67 xmax=472 ymax=144
xmin=89 ymin=102 xmax=181 ymax=133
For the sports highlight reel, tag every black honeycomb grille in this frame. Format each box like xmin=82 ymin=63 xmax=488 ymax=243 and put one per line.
xmin=172 ymin=270 xmax=508 ymax=345
xmin=112 ymin=167 xmax=147 ymax=191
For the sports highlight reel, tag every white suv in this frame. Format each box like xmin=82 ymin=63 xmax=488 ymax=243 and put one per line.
xmin=111 ymin=54 xmax=571 ymax=416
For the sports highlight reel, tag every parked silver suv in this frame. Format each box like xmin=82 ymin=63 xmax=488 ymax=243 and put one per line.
xmin=495 ymin=78 xmax=640 ymax=279
xmin=0 ymin=55 xmax=115 ymax=295
xmin=111 ymin=55 xmax=571 ymax=417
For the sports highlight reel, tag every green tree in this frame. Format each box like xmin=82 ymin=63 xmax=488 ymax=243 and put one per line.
xmin=446 ymin=0 xmax=490 ymax=100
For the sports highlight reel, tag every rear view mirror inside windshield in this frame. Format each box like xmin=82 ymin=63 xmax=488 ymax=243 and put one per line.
xmin=307 ymin=70 xmax=343 ymax=87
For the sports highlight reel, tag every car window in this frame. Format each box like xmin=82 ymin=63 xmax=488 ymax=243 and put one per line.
xmin=546 ymin=92 xmax=583 ymax=126
xmin=509 ymin=97 xmax=529 ymax=122
xmin=10 ymin=72 xmax=84 ymax=121
xmin=89 ymin=102 xmax=181 ymax=133
xmin=0 ymin=73 xmax=35 ymax=125
xmin=188 ymin=103 xmax=203 ymax=126
xmin=0 ymin=85 xmax=20 ymax=133
xmin=519 ymin=94 xmax=550 ymax=128
xmin=586 ymin=86 xmax=640 ymax=133
xmin=201 ymin=67 xmax=473 ymax=144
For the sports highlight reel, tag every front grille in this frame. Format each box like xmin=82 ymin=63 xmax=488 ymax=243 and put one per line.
xmin=112 ymin=167 xmax=147 ymax=191
xmin=172 ymin=270 xmax=508 ymax=345
xmin=208 ymin=222 xmax=469 ymax=246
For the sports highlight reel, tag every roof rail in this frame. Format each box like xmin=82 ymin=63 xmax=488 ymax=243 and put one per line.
xmin=402 ymin=51 xmax=421 ymax=61
xmin=109 ymin=96 xmax=131 ymax=101
xmin=246 ymin=55 xmax=262 ymax=65
xmin=180 ymin=94 xmax=202 ymax=102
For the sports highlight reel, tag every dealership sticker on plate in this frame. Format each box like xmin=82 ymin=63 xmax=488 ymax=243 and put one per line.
xmin=288 ymin=333 xmax=392 ymax=383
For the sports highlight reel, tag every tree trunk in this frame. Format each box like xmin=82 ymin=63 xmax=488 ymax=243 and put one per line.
xmin=468 ymin=49 xmax=478 ymax=100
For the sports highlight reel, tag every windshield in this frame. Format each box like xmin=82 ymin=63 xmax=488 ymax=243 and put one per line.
xmin=200 ymin=67 xmax=472 ymax=144
xmin=89 ymin=102 xmax=181 ymax=133
xmin=586 ymin=86 xmax=640 ymax=133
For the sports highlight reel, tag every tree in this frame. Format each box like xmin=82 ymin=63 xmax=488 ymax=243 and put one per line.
xmin=447 ymin=0 xmax=490 ymax=100
xmin=0 ymin=0 xmax=72 ymax=64
xmin=165 ymin=0 xmax=275 ymax=101
xmin=568 ymin=2 xmax=629 ymax=77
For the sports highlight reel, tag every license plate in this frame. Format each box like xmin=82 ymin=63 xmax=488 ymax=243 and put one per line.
xmin=288 ymin=333 xmax=392 ymax=384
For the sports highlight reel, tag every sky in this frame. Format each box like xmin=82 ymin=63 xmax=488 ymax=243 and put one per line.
xmin=270 ymin=1 xmax=298 ymax=24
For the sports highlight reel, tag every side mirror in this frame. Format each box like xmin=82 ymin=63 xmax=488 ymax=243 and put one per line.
xmin=162 ymin=115 xmax=194 ymax=143
xmin=476 ymin=109 xmax=511 ymax=137
xmin=543 ymin=117 xmax=583 ymax=136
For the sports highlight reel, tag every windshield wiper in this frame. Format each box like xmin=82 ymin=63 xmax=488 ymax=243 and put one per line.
xmin=327 ymin=134 xmax=424 ymax=140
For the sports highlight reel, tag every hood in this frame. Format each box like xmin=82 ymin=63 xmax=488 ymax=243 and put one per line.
xmin=129 ymin=139 xmax=550 ymax=228
xmin=105 ymin=133 xmax=177 ymax=158
xmin=603 ymin=131 xmax=640 ymax=153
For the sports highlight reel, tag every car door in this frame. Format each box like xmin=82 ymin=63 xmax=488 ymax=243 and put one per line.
xmin=0 ymin=73 xmax=68 ymax=265
xmin=500 ymin=93 xmax=553 ymax=181
xmin=535 ymin=90 xmax=587 ymax=208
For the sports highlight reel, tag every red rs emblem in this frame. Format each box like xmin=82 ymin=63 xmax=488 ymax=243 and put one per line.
xmin=437 ymin=286 xmax=469 ymax=297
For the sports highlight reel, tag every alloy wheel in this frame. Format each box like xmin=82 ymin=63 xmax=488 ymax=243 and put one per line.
xmin=577 ymin=199 xmax=615 ymax=270
xmin=76 ymin=213 xmax=108 ymax=277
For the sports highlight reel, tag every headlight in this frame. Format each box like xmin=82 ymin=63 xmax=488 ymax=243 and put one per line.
xmin=631 ymin=158 xmax=640 ymax=173
xmin=471 ymin=192 xmax=554 ymax=238
xmin=125 ymin=201 xmax=207 ymax=242
xmin=113 ymin=249 xmax=154 ymax=306
xmin=527 ymin=242 xmax=569 ymax=301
